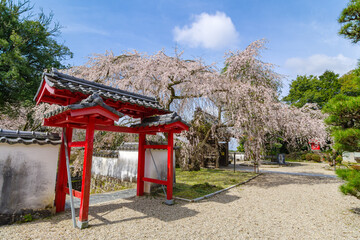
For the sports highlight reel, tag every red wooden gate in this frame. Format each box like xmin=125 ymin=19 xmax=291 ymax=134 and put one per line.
xmin=35 ymin=69 xmax=189 ymax=228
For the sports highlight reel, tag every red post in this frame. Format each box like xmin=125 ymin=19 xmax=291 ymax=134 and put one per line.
xmin=78 ymin=120 xmax=95 ymax=227
xmin=166 ymin=131 xmax=174 ymax=204
xmin=137 ymin=133 xmax=146 ymax=196
xmin=55 ymin=128 xmax=72 ymax=212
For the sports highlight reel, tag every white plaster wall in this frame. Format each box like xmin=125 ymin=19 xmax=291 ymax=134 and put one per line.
xmin=92 ymin=149 xmax=175 ymax=193
xmin=144 ymin=150 xmax=175 ymax=193
xmin=236 ymin=153 xmax=245 ymax=161
xmin=343 ymin=152 xmax=360 ymax=163
xmin=0 ymin=144 xmax=59 ymax=214
xmin=92 ymin=151 xmax=138 ymax=182
xmin=230 ymin=153 xmax=245 ymax=161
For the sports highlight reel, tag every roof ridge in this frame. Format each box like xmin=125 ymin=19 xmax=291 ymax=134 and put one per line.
xmin=48 ymin=68 xmax=157 ymax=102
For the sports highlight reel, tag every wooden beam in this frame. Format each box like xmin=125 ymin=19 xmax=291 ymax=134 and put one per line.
xmin=55 ymin=128 xmax=73 ymax=212
xmin=69 ymin=141 xmax=86 ymax=148
xmin=78 ymin=120 xmax=95 ymax=223
xmin=143 ymin=177 xmax=167 ymax=185
xmin=144 ymin=145 xmax=167 ymax=149
xmin=164 ymin=121 xmax=189 ymax=131
xmin=137 ymin=133 xmax=146 ymax=196
xmin=167 ymin=131 xmax=174 ymax=201
xmin=70 ymin=106 xmax=120 ymax=121
xmin=64 ymin=187 xmax=82 ymax=199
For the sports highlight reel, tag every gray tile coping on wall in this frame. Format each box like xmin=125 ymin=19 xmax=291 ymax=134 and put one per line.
xmin=0 ymin=129 xmax=61 ymax=145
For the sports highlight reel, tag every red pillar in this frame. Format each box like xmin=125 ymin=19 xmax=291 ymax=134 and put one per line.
xmin=55 ymin=127 xmax=72 ymax=212
xmin=78 ymin=121 xmax=95 ymax=227
xmin=137 ymin=133 xmax=146 ymax=196
xmin=166 ymin=131 xmax=174 ymax=204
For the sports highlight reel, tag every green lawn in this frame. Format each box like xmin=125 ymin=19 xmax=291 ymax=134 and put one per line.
xmin=170 ymin=168 xmax=257 ymax=199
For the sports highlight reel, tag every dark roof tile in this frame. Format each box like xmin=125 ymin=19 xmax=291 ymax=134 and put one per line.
xmin=36 ymin=69 xmax=165 ymax=111
xmin=0 ymin=129 xmax=61 ymax=145
xmin=131 ymin=112 xmax=189 ymax=128
xmin=45 ymin=93 xmax=124 ymax=119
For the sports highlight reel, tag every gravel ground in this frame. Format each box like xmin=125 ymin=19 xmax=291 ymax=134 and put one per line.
xmin=259 ymin=162 xmax=337 ymax=175
xmin=225 ymin=161 xmax=337 ymax=176
xmin=1 ymin=166 xmax=360 ymax=239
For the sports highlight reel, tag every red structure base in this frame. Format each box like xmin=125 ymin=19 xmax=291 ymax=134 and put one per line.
xmin=136 ymin=131 xmax=174 ymax=203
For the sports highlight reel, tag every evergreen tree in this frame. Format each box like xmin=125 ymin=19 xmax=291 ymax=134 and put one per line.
xmin=0 ymin=0 xmax=72 ymax=109
xmin=323 ymin=94 xmax=360 ymax=152
xmin=282 ymin=71 xmax=341 ymax=109
xmin=338 ymin=0 xmax=360 ymax=43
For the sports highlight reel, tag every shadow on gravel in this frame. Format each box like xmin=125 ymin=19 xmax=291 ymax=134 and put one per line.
xmin=350 ymin=208 xmax=360 ymax=215
xmin=17 ymin=194 xmax=200 ymax=228
xmin=284 ymin=162 xmax=306 ymax=167
xmin=245 ymin=173 xmax=342 ymax=189
xmin=202 ymin=192 xmax=241 ymax=204
xmin=86 ymin=196 xmax=199 ymax=227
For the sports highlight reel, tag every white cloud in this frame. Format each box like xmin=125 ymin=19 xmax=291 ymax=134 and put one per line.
xmin=285 ymin=54 xmax=357 ymax=76
xmin=62 ymin=24 xmax=109 ymax=36
xmin=173 ymin=12 xmax=239 ymax=49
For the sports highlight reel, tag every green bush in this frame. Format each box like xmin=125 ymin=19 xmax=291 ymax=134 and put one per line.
xmin=335 ymin=155 xmax=343 ymax=164
xmin=301 ymin=154 xmax=307 ymax=160
xmin=305 ymin=153 xmax=313 ymax=161
xmin=336 ymin=169 xmax=360 ymax=199
xmin=23 ymin=214 xmax=33 ymax=222
xmin=323 ymin=154 xmax=331 ymax=162
xmin=312 ymin=154 xmax=321 ymax=162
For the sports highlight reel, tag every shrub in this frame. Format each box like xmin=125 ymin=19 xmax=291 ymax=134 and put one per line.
xmin=336 ymin=169 xmax=360 ymax=199
xmin=312 ymin=154 xmax=321 ymax=162
xmin=286 ymin=152 xmax=303 ymax=161
xmin=301 ymin=154 xmax=307 ymax=160
xmin=305 ymin=153 xmax=313 ymax=161
xmin=335 ymin=155 xmax=343 ymax=165
xmin=323 ymin=154 xmax=331 ymax=162
xmin=23 ymin=214 xmax=33 ymax=223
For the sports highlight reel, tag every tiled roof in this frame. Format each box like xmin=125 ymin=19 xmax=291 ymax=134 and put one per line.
xmin=118 ymin=142 xmax=139 ymax=151
xmin=0 ymin=129 xmax=61 ymax=145
xmin=35 ymin=68 xmax=165 ymax=111
xmin=131 ymin=112 xmax=189 ymax=128
xmin=93 ymin=150 xmax=119 ymax=158
xmin=194 ymin=107 xmax=219 ymax=124
xmin=44 ymin=93 xmax=124 ymax=119
xmin=116 ymin=142 xmax=180 ymax=151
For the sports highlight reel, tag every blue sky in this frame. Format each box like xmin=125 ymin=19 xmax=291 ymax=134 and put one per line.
xmin=33 ymin=0 xmax=360 ymax=96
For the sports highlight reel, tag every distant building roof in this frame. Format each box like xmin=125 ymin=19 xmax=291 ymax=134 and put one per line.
xmin=192 ymin=107 xmax=232 ymax=142
xmin=0 ymin=129 xmax=61 ymax=145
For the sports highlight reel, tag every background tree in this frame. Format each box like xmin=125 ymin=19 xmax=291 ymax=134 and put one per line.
xmin=339 ymin=66 xmax=360 ymax=96
xmin=282 ymin=71 xmax=341 ymax=109
xmin=323 ymin=94 xmax=360 ymax=152
xmin=338 ymin=0 xmax=360 ymax=43
xmin=0 ymin=0 xmax=72 ymax=111
xmin=66 ymin=49 xmax=215 ymax=114
xmin=69 ymin=40 xmax=327 ymax=172
xmin=329 ymin=1 xmax=360 ymax=199
xmin=206 ymin=40 xmax=327 ymax=172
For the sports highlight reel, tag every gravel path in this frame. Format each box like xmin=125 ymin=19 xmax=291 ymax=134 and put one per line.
xmin=1 ymin=168 xmax=360 ymax=239
xmin=224 ymin=161 xmax=337 ymax=177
